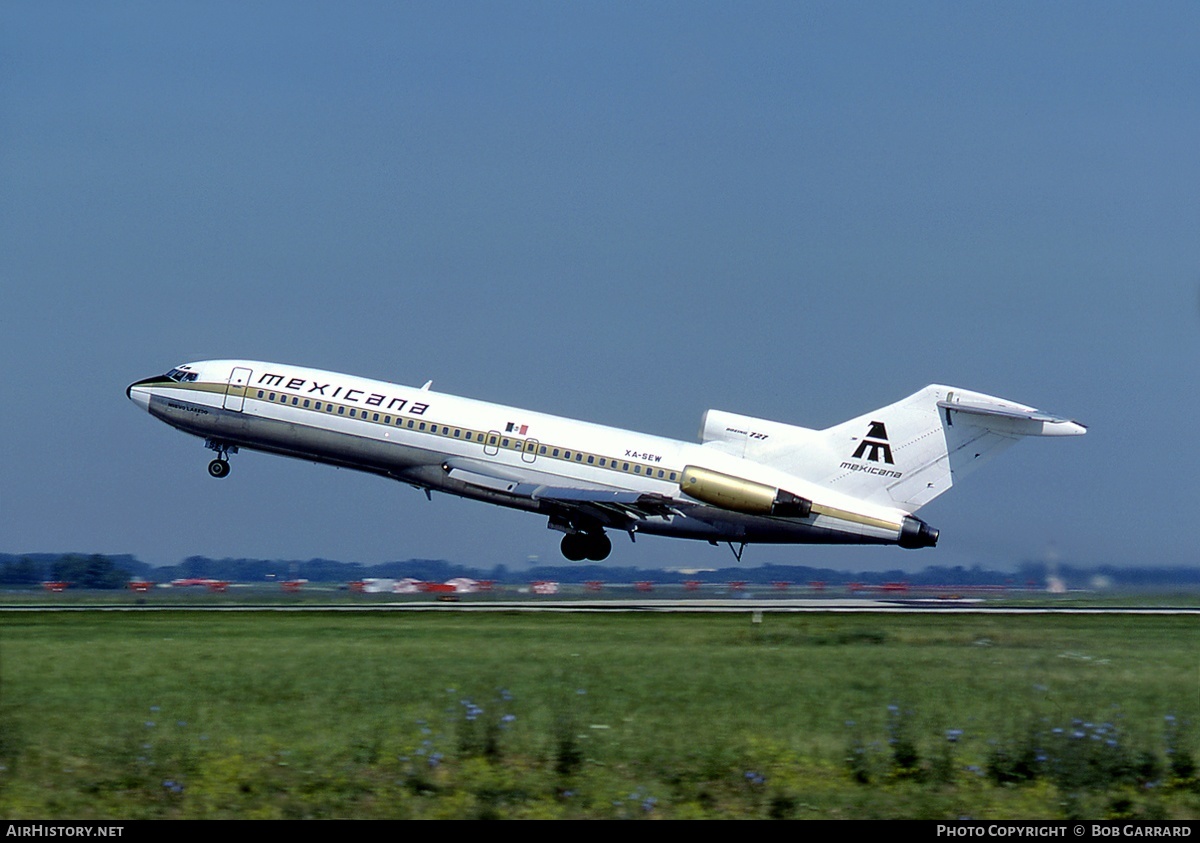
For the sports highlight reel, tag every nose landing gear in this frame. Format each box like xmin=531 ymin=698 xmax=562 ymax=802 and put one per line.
xmin=205 ymin=438 xmax=237 ymax=479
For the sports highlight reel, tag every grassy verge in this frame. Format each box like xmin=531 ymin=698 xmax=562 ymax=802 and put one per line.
xmin=1 ymin=611 xmax=1197 ymax=818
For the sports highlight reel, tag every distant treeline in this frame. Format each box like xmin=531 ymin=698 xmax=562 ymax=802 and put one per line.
xmin=4 ymin=552 xmax=1200 ymax=590
xmin=0 ymin=554 xmax=139 ymax=589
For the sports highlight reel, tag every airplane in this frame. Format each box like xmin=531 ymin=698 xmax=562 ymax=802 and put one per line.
xmin=127 ymin=360 xmax=1085 ymax=562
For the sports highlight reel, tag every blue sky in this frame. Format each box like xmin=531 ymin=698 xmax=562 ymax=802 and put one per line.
xmin=2 ymin=2 xmax=1197 ymax=572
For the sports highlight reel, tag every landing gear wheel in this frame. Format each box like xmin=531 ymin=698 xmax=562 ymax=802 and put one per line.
xmin=560 ymin=533 xmax=588 ymax=562
xmin=585 ymin=532 xmax=612 ymax=562
xmin=560 ymin=531 xmax=611 ymax=562
xmin=204 ymin=439 xmax=237 ymax=477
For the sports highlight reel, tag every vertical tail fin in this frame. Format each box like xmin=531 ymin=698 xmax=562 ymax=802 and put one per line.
xmin=807 ymin=385 xmax=1085 ymax=511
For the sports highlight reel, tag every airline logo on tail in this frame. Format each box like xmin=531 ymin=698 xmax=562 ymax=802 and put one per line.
xmin=851 ymin=421 xmax=894 ymax=464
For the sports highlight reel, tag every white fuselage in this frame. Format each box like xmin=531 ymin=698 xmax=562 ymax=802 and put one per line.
xmin=127 ymin=359 xmax=925 ymax=557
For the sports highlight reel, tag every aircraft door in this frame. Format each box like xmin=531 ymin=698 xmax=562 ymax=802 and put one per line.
xmin=223 ymin=367 xmax=253 ymax=412
xmin=484 ymin=430 xmax=501 ymax=456
xmin=522 ymin=438 xmax=539 ymax=464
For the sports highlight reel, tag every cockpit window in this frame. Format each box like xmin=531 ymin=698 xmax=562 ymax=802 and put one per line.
xmin=165 ymin=368 xmax=199 ymax=383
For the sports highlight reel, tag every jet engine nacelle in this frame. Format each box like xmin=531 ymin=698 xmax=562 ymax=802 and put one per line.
xmin=898 ymin=516 xmax=939 ymax=549
xmin=679 ymin=465 xmax=812 ymax=518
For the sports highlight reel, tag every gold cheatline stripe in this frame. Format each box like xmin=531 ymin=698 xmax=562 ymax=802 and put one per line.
xmin=810 ymin=503 xmax=901 ymax=531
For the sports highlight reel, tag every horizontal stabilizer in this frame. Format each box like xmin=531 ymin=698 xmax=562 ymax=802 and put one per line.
xmin=936 ymin=400 xmax=1086 ymax=437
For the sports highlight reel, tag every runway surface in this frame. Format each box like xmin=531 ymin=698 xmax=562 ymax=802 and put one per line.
xmin=3 ymin=598 xmax=1200 ymax=614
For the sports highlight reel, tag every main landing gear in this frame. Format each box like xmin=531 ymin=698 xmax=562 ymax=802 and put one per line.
xmin=205 ymin=438 xmax=237 ymax=479
xmin=560 ymin=531 xmax=612 ymax=562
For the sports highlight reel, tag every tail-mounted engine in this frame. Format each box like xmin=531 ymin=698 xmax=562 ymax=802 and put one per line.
xmin=679 ymin=465 xmax=812 ymax=518
xmin=898 ymin=516 xmax=939 ymax=549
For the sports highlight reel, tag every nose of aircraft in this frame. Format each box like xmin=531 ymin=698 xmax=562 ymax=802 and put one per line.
xmin=126 ymin=376 xmax=158 ymax=411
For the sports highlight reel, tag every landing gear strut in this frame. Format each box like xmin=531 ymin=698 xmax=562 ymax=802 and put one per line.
xmin=560 ymin=531 xmax=612 ymax=562
xmin=205 ymin=438 xmax=237 ymax=479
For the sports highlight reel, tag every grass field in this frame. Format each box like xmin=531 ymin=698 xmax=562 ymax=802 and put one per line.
xmin=1 ymin=609 xmax=1198 ymax=818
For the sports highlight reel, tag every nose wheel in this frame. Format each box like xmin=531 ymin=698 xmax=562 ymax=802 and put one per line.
xmin=204 ymin=438 xmax=237 ymax=478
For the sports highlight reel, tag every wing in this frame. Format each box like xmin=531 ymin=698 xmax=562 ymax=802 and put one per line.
xmin=443 ymin=462 xmax=679 ymax=526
